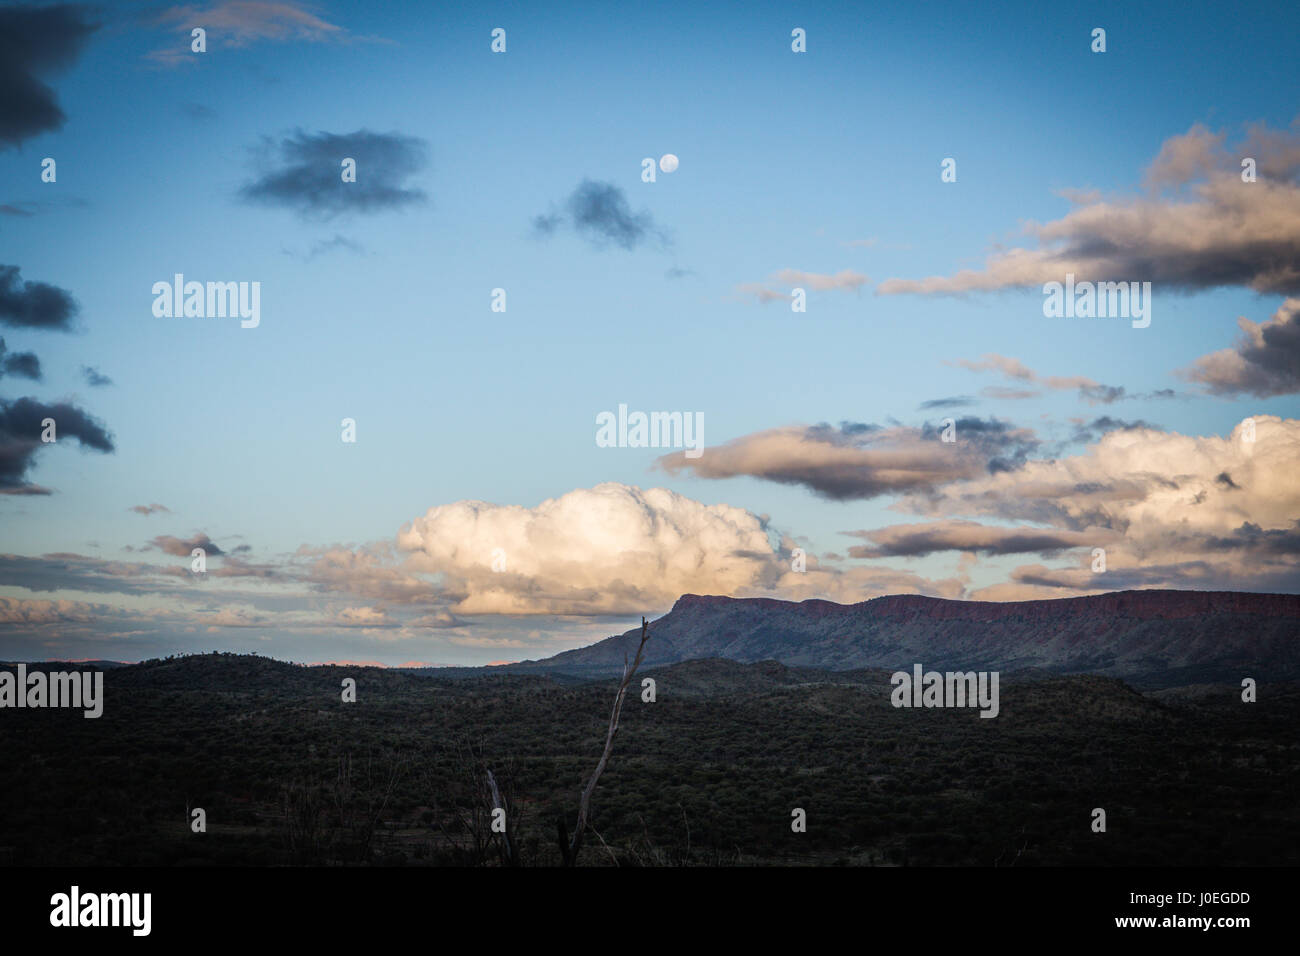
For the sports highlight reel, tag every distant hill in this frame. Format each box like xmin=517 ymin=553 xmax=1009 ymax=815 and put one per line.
xmin=507 ymin=589 xmax=1300 ymax=688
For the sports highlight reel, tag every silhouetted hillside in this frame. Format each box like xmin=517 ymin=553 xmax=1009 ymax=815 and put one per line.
xmin=510 ymin=589 xmax=1300 ymax=687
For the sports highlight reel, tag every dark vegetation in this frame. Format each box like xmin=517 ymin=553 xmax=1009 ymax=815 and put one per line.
xmin=1 ymin=654 xmax=1296 ymax=866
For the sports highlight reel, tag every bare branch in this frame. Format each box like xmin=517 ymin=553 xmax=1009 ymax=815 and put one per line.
xmin=566 ymin=616 xmax=651 ymax=865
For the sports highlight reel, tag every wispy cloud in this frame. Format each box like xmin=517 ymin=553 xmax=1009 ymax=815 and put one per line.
xmin=951 ymin=353 xmax=1177 ymax=405
xmin=737 ymin=268 xmax=868 ymax=303
xmin=146 ymin=1 xmax=348 ymax=66
xmin=80 ymin=365 xmax=112 ymax=387
xmin=532 ymin=180 xmax=668 ymax=251
xmin=240 ymin=129 xmax=428 ymax=218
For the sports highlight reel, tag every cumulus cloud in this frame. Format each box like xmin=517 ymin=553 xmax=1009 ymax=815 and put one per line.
xmin=0 ymin=397 xmax=113 ymax=494
xmin=1178 ymin=297 xmax=1300 ymax=397
xmin=879 ymin=118 xmax=1300 ymax=297
xmin=657 ymin=418 xmax=1040 ymax=501
xmin=0 ymin=4 xmax=99 ymax=149
xmin=396 ymin=483 xmax=784 ymax=615
xmin=0 ymin=265 xmax=79 ymax=331
xmin=889 ymin=415 xmax=1300 ymax=595
xmin=240 ymin=129 xmax=428 ymax=217
xmin=1144 ymin=122 xmax=1227 ymax=188
xmin=532 ymin=180 xmax=667 ymax=250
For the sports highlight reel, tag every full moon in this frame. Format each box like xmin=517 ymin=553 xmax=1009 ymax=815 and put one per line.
xmin=659 ymin=153 xmax=679 ymax=173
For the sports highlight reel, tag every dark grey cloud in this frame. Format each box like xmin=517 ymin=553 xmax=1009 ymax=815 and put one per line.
xmin=533 ymin=179 xmax=668 ymax=250
xmin=0 ymin=396 xmax=114 ymax=494
xmin=0 ymin=264 xmax=79 ymax=330
xmin=80 ymin=364 xmax=112 ymax=386
xmin=1067 ymin=416 xmax=1159 ymax=445
xmin=0 ymin=551 xmax=275 ymax=599
xmin=1203 ymin=521 xmax=1300 ymax=555
xmin=880 ymin=120 xmax=1300 ymax=297
xmin=149 ymin=533 xmax=225 ymax=557
xmin=1078 ymin=383 xmax=1127 ymax=404
xmin=0 ymin=4 xmax=99 ymax=149
xmin=0 ymin=338 xmax=41 ymax=380
xmin=918 ymin=396 xmax=976 ymax=410
xmin=846 ymin=520 xmax=1102 ymax=558
xmin=1179 ymin=298 xmax=1300 ymax=397
xmin=1010 ymin=559 xmax=1300 ymax=594
xmin=659 ymin=417 xmax=1039 ymax=501
xmin=918 ymin=416 xmax=1042 ymax=473
xmin=240 ymin=129 xmax=428 ymax=217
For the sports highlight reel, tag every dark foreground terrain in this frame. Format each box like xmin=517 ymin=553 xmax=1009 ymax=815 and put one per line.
xmin=1 ymin=654 xmax=1296 ymax=866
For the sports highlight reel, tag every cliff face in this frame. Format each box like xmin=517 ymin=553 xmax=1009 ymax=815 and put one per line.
xmin=513 ymin=590 xmax=1300 ymax=687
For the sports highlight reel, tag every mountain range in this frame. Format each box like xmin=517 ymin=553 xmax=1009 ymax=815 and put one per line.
xmin=505 ymin=589 xmax=1300 ymax=688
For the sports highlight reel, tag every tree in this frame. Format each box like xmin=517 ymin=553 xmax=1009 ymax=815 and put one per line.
xmin=557 ymin=616 xmax=652 ymax=866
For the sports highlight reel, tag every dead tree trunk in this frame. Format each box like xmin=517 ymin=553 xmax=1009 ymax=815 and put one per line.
xmin=485 ymin=767 xmax=519 ymax=866
xmin=563 ymin=616 xmax=651 ymax=866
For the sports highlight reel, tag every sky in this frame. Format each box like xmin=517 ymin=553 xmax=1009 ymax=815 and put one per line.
xmin=1 ymin=0 xmax=1298 ymax=665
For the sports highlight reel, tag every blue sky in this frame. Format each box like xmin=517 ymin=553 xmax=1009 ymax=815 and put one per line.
xmin=2 ymin=0 xmax=1299 ymax=664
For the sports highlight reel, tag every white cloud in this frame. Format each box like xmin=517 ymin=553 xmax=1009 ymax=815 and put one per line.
xmin=395 ymin=483 xmax=783 ymax=615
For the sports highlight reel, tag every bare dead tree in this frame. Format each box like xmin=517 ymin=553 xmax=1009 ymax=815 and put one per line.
xmin=558 ymin=616 xmax=651 ymax=866
xmin=330 ymin=751 xmax=404 ymax=864
xmin=426 ymin=738 xmax=522 ymax=866
xmin=485 ymin=767 xmax=521 ymax=867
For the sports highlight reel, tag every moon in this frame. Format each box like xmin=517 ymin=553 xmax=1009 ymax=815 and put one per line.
xmin=659 ymin=153 xmax=679 ymax=173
